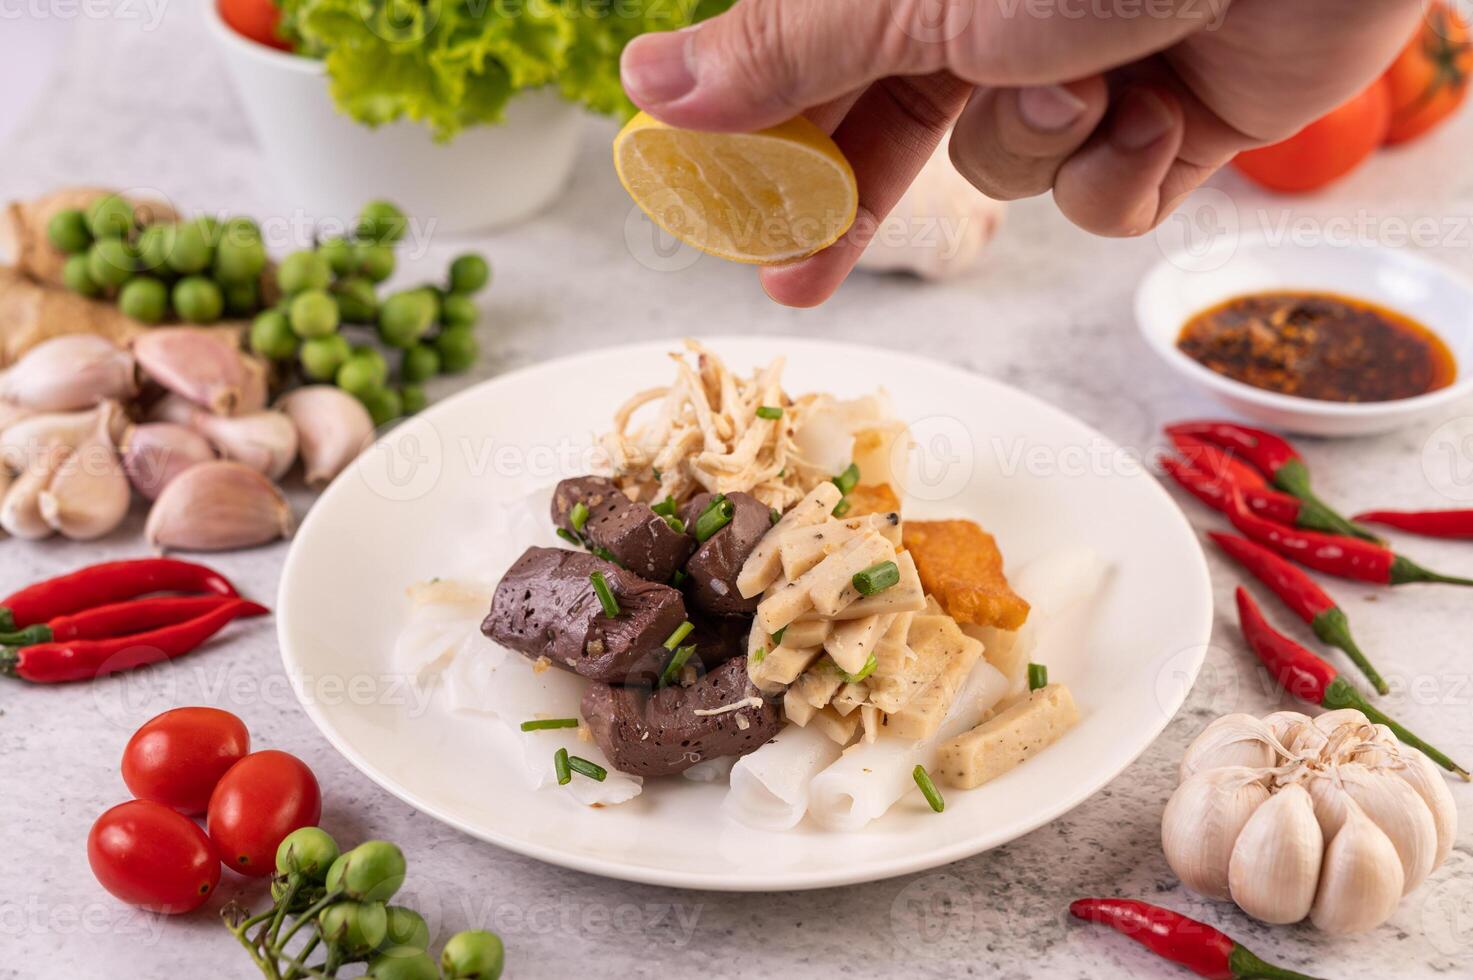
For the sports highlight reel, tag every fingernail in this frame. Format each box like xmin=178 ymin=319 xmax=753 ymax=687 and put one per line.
xmin=621 ymin=29 xmax=698 ymax=106
xmin=1109 ymin=88 xmax=1174 ymax=151
xmin=1016 ymin=85 xmax=1088 ymax=133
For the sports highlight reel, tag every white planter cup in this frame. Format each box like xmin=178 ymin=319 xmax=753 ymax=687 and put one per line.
xmin=206 ymin=2 xmax=584 ymax=234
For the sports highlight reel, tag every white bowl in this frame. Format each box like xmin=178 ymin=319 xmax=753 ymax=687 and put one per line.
xmin=205 ymin=2 xmax=584 ymax=234
xmin=1137 ymin=236 xmax=1473 ymax=437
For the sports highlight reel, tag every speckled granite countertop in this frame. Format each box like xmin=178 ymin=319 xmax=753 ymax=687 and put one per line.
xmin=2 ymin=7 xmax=1471 ymax=979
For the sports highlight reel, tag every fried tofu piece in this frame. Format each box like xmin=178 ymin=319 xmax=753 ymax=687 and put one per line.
xmin=845 ymin=482 xmax=901 ymax=517
xmin=902 ymin=520 xmax=1030 ymax=630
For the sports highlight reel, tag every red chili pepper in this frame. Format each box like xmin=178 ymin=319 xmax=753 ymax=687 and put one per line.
xmin=1165 ymin=421 xmax=1375 ymax=540
xmin=1069 ymin=898 xmax=1322 ymax=980
xmin=1225 ymin=486 xmax=1473 ymax=587
xmin=1353 ymin=508 xmax=1473 ymax=539
xmin=1208 ymin=532 xmax=1388 ymax=695
xmin=1236 ymin=586 xmax=1468 ymax=780
xmin=0 ymin=595 xmax=259 ymax=647
xmin=1162 ymin=456 xmax=1309 ymax=528
xmin=1 ymin=599 xmax=267 ymax=683
xmin=1167 ymin=432 xmax=1268 ymax=489
xmin=0 ymin=559 xmax=238 ymax=633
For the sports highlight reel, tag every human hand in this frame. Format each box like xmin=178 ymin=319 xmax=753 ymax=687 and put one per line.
xmin=621 ymin=0 xmax=1422 ymax=306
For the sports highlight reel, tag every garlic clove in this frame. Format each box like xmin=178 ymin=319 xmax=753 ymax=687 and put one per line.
xmin=1162 ymin=766 xmax=1271 ymax=900
xmin=37 ymin=428 xmax=130 ymax=541
xmin=1310 ymin=799 xmax=1404 ymax=934
xmin=0 ymin=398 xmax=33 ymax=433
xmin=120 ymin=422 xmax=216 ymax=500
xmin=1389 ymin=744 xmax=1458 ymax=871
xmin=190 ymin=410 xmax=298 ymax=481
xmin=275 ymin=386 xmax=374 ymax=489
xmin=0 ymin=335 xmax=137 ymax=411
xmin=1228 ymin=783 xmax=1323 ymax=924
xmin=1180 ymin=713 xmax=1279 ymax=780
xmin=145 ymin=460 xmax=293 ymax=552
xmin=0 ymin=445 xmax=68 ymax=539
xmin=1337 ymin=763 xmax=1438 ymax=894
xmin=145 ymin=392 xmax=199 ymax=427
xmin=0 ymin=401 xmax=128 ymax=471
xmin=132 ymin=328 xmax=253 ymax=416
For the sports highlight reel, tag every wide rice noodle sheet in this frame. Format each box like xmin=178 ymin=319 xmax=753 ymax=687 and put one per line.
xmin=723 ymin=723 xmax=844 ymax=831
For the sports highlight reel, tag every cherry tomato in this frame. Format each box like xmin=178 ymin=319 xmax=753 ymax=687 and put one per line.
xmin=207 ymin=749 xmax=321 ymax=877
xmin=122 ymin=707 xmax=250 ymax=816
xmin=1384 ymin=2 xmax=1471 ymax=145
xmin=88 ymin=800 xmax=221 ymax=914
xmin=1233 ymin=80 xmax=1392 ymax=193
xmin=219 ymin=0 xmax=291 ymax=52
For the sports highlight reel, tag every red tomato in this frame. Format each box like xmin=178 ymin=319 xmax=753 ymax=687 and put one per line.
xmin=88 ymin=800 xmax=221 ymax=914
xmin=207 ymin=750 xmax=321 ymax=877
xmin=219 ymin=0 xmax=291 ymax=52
xmin=122 ymin=707 xmax=251 ymax=816
xmin=1233 ymin=81 xmax=1393 ymax=193
xmin=1384 ymin=2 xmax=1472 ymax=144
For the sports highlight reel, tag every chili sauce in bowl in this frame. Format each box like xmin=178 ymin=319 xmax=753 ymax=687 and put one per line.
xmin=1176 ymin=291 xmax=1455 ymax=403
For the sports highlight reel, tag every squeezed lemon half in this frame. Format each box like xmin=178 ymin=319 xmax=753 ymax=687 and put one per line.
xmin=613 ymin=112 xmax=859 ymax=266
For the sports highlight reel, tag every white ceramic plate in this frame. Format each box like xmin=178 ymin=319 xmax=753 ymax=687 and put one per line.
xmin=1137 ymin=236 xmax=1473 ymax=437
xmin=278 ymin=338 xmax=1213 ymax=891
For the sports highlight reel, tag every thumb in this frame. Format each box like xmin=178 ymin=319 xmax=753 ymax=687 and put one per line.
xmin=620 ymin=0 xmax=945 ymax=131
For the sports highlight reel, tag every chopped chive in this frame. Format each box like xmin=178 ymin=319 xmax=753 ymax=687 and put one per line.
xmin=770 ymin=507 xmax=781 ymax=525
xmin=554 ymin=748 xmax=572 ymax=785
xmin=832 ymin=498 xmax=852 ymax=518
xmin=777 ymin=467 xmax=787 ymax=478
xmin=852 ymin=560 xmax=900 ymax=596
xmin=590 ymin=544 xmax=620 ymax=566
xmin=1028 ymin=663 xmax=1048 ymax=691
xmin=556 ymin=527 xmax=581 ymax=546
xmin=913 ymin=765 xmax=944 ymax=813
xmin=652 ymin=467 xmax=662 ymax=480
xmin=663 ymin=621 xmax=695 ymax=651
xmin=672 ymin=569 xmax=689 ymax=588
xmin=756 ymin=405 xmax=783 ymax=420
xmin=833 ymin=463 xmax=860 ymax=495
xmin=590 ymin=571 xmax=620 ymax=617
xmin=751 ymin=645 xmax=767 ymax=665
xmin=840 ymin=653 xmax=878 ymax=684
xmin=694 ymin=497 xmax=735 ymax=542
xmin=658 ymin=643 xmax=697 ymax=687
xmin=567 ymin=755 xmax=608 ymax=782
xmin=651 ymin=496 xmax=678 ymax=518
xmin=664 ymin=515 xmax=686 ymax=534
xmin=522 ymin=717 xmax=580 ymax=732
xmin=569 ymin=501 xmax=590 ymax=532
xmin=771 ymin=626 xmax=786 ymax=646
xmin=699 ymin=494 xmax=727 ymax=515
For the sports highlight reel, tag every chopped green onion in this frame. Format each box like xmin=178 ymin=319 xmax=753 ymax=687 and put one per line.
xmin=771 ymin=626 xmax=786 ymax=646
xmin=694 ymin=497 xmax=735 ymax=542
xmin=840 ymin=654 xmax=878 ymax=684
xmin=699 ymin=493 xmax=727 ymax=515
xmin=651 ymin=496 xmax=678 ymax=518
xmin=590 ymin=544 xmax=620 ymax=566
xmin=1028 ymin=663 xmax=1048 ymax=692
xmin=567 ymin=755 xmax=608 ymax=782
xmin=751 ymin=646 xmax=767 ymax=665
xmin=913 ymin=765 xmax=945 ymax=813
xmin=777 ymin=467 xmax=787 ymax=478
xmin=756 ymin=405 xmax=783 ymax=420
xmin=664 ymin=515 xmax=686 ymax=534
xmin=556 ymin=527 xmax=581 ymax=546
xmin=590 ymin=571 xmax=620 ymax=617
xmin=672 ymin=569 xmax=689 ymax=588
xmin=852 ymin=560 xmax=900 ymax=596
xmin=522 ymin=718 xmax=580 ymax=732
xmin=832 ymin=498 xmax=852 ymax=518
xmin=833 ymin=463 xmax=860 ymax=495
xmin=663 ymin=621 xmax=695 ymax=651
xmin=554 ymin=748 xmax=571 ymax=786
xmin=770 ymin=507 xmax=781 ymax=525
xmin=569 ymin=501 xmax=589 ymax=532
xmin=652 ymin=467 xmax=662 ymax=480
xmin=658 ymin=643 xmax=697 ymax=687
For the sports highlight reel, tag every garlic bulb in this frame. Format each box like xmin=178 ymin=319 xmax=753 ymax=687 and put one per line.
xmin=1164 ymin=708 xmax=1457 ymax=934
xmin=1228 ymin=784 xmax=1322 ymax=923
xmin=1311 ymin=800 xmax=1404 ymax=935
xmin=120 ymin=423 xmax=215 ymax=500
xmin=189 ymin=410 xmax=298 ymax=481
xmin=37 ymin=425 xmax=130 ymax=540
xmin=132 ymin=329 xmax=254 ymax=416
xmin=275 ymin=386 xmax=374 ymax=489
xmin=0 ymin=335 xmax=137 ymax=411
xmin=1161 ymin=766 xmax=1270 ymax=900
xmin=145 ymin=461 xmax=293 ymax=552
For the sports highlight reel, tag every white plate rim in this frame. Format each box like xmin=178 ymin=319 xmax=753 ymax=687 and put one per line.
xmin=277 ymin=335 xmax=1214 ymax=891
